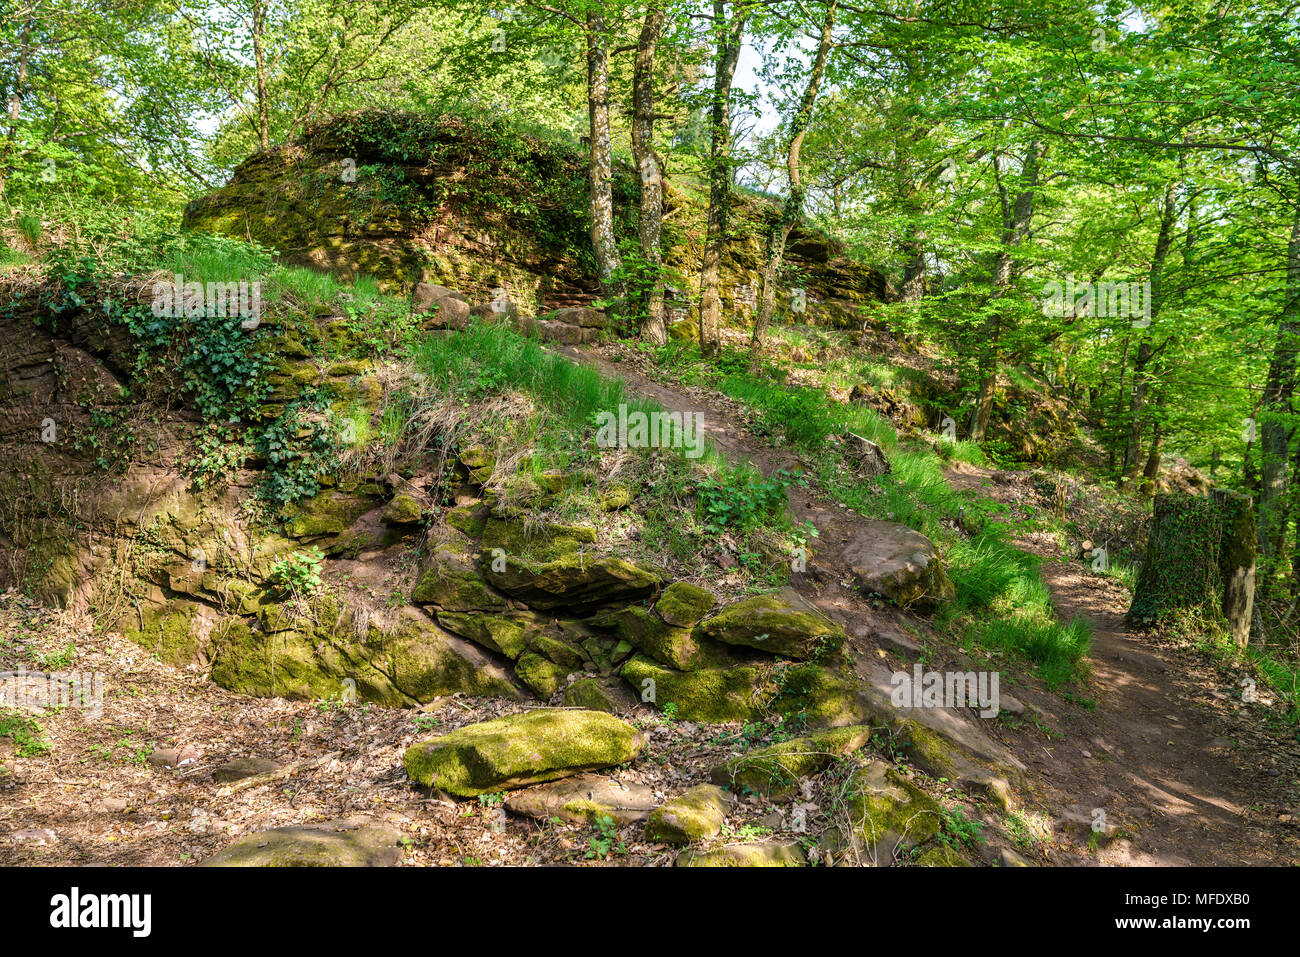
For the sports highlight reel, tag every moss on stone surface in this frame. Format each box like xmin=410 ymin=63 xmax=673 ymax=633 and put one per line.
xmin=676 ymin=842 xmax=806 ymax=867
xmin=435 ymin=611 xmax=529 ymax=658
xmin=645 ymin=784 xmax=731 ymax=845
xmin=563 ymin=677 xmax=620 ymax=712
xmin=619 ymin=655 xmax=767 ymax=723
xmin=403 ymin=708 xmax=644 ymax=796
xmin=514 ymin=651 xmax=570 ymax=698
xmin=412 ymin=564 xmax=505 ymax=611
xmin=843 ymin=760 xmax=941 ymax=850
xmin=125 ymin=605 xmax=200 ymax=666
xmin=695 ymin=587 xmax=845 ymax=659
xmin=609 ymin=604 xmax=733 ymax=671
xmin=710 ymin=725 xmax=873 ymax=797
xmin=654 ymin=581 xmax=718 ymax=627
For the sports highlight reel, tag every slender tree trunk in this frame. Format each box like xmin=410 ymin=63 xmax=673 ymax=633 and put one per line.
xmin=969 ymin=140 xmax=1040 ymax=442
xmin=632 ymin=5 xmax=666 ymax=343
xmin=252 ymin=0 xmax=270 ymax=149
xmin=698 ymin=0 xmax=746 ymax=356
xmin=1258 ymin=192 xmax=1300 ymax=585
xmin=586 ymin=9 xmax=624 ymax=307
xmin=1122 ymin=179 xmax=1178 ymax=485
xmin=750 ymin=0 xmax=836 ymax=363
xmin=0 ymin=7 xmax=34 ymax=196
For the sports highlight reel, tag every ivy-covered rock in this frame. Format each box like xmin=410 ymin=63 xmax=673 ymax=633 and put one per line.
xmin=403 ymin=709 xmax=645 ymax=796
xmin=695 ymin=587 xmax=844 ymax=659
xmin=645 ymin=784 xmax=732 ymax=845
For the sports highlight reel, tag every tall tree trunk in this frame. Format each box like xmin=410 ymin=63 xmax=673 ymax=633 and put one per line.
xmin=0 ymin=6 xmax=34 ymax=197
xmin=1122 ymin=179 xmax=1178 ymax=485
xmin=586 ymin=10 xmax=624 ymax=307
xmin=969 ymin=140 xmax=1041 ymax=442
xmin=632 ymin=4 xmax=666 ymax=344
xmin=1258 ymin=191 xmax=1300 ymax=586
xmin=697 ymin=0 xmax=746 ymax=357
xmin=749 ymin=0 xmax=837 ymax=363
xmin=252 ymin=0 xmax=270 ymax=150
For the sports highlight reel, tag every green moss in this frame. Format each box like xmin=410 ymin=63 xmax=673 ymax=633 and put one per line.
xmin=381 ymin=493 xmax=423 ymax=525
xmin=514 ymin=651 xmax=570 ymax=698
xmin=402 ymin=709 xmax=644 ymax=796
xmin=711 ymin=725 xmax=873 ymax=797
xmin=695 ymin=588 xmax=845 ymax=659
xmin=645 ymin=784 xmax=730 ymax=845
xmin=125 ymin=605 xmax=200 ymax=666
xmin=435 ymin=611 xmax=528 ymax=658
xmin=654 ymin=582 xmax=718 ymax=627
xmin=916 ymin=845 xmax=970 ymax=867
xmin=843 ymin=761 xmax=941 ymax=850
xmin=411 ymin=565 xmax=505 ymax=611
xmin=445 ymin=505 xmax=487 ymax=538
xmin=619 ymin=655 xmax=765 ymax=723
xmin=563 ymin=677 xmax=619 ymax=712
xmin=610 ymin=604 xmax=733 ymax=671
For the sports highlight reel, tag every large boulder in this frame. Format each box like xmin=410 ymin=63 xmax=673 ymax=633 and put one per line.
xmin=842 ymin=521 xmax=954 ymax=610
xmin=695 ymin=587 xmax=845 ymax=659
xmin=403 ymin=709 xmax=645 ymax=796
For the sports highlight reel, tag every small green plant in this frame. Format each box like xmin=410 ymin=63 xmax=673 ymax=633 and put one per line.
xmin=0 ymin=709 xmax=51 ymax=757
xmin=585 ymin=813 xmax=627 ymax=859
xmin=940 ymin=805 xmax=986 ymax=849
xmin=269 ymin=548 xmax=325 ymax=596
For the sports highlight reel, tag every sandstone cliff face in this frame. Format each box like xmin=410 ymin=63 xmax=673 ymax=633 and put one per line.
xmin=183 ymin=111 xmax=886 ymax=325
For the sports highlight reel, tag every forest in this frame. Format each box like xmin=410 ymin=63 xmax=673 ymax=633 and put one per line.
xmin=0 ymin=0 xmax=1298 ymax=894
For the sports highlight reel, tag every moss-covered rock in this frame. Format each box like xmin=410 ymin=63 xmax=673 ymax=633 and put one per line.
xmin=842 ymin=760 xmax=941 ymax=854
xmin=620 ymin=655 xmax=767 ymax=723
xmin=503 ymin=773 xmax=655 ymax=825
xmin=201 ymin=823 xmax=403 ymax=867
xmin=676 ymin=842 xmax=806 ymax=867
xmin=606 ymin=604 xmax=734 ymax=671
xmin=645 ymin=784 xmax=732 ymax=845
xmin=403 ymin=709 xmax=645 ymax=796
xmin=514 ymin=651 xmax=571 ymax=698
xmin=381 ymin=493 xmax=423 ymax=526
xmin=124 ymin=604 xmax=201 ymax=666
xmin=654 ymin=581 xmax=718 ymax=627
xmin=563 ymin=677 xmax=621 ymax=712
xmin=412 ymin=559 xmax=506 ymax=612
xmin=479 ymin=517 xmax=660 ymax=609
xmin=435 ymin=611 xmax=529 ymax=658
xmin=695 ymin=587 xmax=844 ymax=659
xmin=915 ymin=845 xmax=971 ymax=867
xmin=710 ymin=725 xmax=873 ymax=798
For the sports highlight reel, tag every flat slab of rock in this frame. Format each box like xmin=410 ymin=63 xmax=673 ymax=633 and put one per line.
xmin=200 ymin=822 xmax=403 ymax=867
xmin=842 ymin=520 xmax=955 ymax=610
xmin=212 ymin=756 xmax=281 ymax=783
xmin=504 ymin=773 xmax=656 ymax=825
xmin=676 ymin=842 xmax=806 ymax=867
xmin=404 ymin=709 xmax=645 ymax=797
